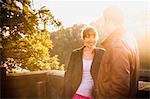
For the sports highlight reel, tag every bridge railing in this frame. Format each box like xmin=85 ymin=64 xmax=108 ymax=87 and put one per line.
xmin=0 ymin=67 xmax=149 ymax=99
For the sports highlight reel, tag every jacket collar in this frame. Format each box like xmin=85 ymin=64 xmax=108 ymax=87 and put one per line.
xmin=79 ymin=46 xmax=96 ymax=55
xmin=78 ymin=46 xmax=97 ymax=71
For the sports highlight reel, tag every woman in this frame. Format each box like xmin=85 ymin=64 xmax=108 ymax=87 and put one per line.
xmin=63 ymin=26 xmax=105 ymax=99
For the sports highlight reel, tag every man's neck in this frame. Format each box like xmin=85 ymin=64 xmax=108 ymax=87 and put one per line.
xmin=100 ymin=25 xmax=124 ymax=47
xmin=106 ymin=24 xmax=123 ymax=39
xmin=108 ymin=23 xmax=119 ymax=35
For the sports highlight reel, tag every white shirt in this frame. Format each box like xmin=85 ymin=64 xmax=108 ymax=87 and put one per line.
xmin=76 ymin=58 xmax=94 ymax=97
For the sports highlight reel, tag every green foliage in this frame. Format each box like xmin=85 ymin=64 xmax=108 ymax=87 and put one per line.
xmin=0 ymin=0 xmax=63 ymax=72
xmin=1 ymin=0 xmax=37 ymax=35
xmin=3 ymin=58 xmax=29 ymax=73
xmin=19 ymin=30 xmax=63 ymax=71
xmin=38 ymin=6 xmax=62 ymax=30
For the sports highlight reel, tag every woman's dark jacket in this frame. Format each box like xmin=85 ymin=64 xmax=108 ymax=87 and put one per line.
xmin=62 ymin=46 xmax=105 ymax=99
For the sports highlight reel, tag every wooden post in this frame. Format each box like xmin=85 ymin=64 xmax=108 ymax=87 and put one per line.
xmin=0 ymin=67 xmax=6 ymax=98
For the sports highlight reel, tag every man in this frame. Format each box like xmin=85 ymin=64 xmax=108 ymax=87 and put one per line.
xmin=96 ymin=6 xmax=140 ymax=99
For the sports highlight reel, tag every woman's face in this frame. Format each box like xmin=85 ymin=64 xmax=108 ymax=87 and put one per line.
xmin=83 ymin=33 xmax=97 ymax=49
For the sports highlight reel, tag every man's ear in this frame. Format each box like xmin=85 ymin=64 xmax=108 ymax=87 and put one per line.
xmin=105 ymin=16 xmax=112 ymax=24
xmin=104 ymin=16 xmax=108 ymax=23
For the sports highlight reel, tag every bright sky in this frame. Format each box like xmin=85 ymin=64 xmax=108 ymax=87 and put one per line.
xmin=32 ymin=0 xmax=149 ymax=31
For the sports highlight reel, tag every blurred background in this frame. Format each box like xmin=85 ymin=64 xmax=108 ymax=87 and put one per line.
xmin=0 ymin=0 xmax=149 ymax=99
xmin=0 ymin=0 xmax=149 ymax=72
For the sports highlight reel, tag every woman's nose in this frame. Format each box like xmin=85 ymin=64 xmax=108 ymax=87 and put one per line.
xmin=89 ymin=37 xmax=95 ymax=41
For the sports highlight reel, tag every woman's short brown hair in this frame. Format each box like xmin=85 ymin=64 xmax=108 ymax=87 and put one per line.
xmin=81 ymin=25 xmax=98 ymax=40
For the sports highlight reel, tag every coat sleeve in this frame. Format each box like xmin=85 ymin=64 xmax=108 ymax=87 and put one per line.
xmin=62 ymin=52 xmax=75 ymax=98
xmin=109 ymin=47 xmax=131 ymax=98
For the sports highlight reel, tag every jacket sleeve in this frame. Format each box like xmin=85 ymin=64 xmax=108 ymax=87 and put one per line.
xmin=62 ymin=52 xmax=75 ymax=98
xmin=109 ymin=47 xmax=131 ymax=98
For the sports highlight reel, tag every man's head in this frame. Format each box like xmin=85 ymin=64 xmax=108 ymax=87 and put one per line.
xmin=103 ymin=6 xmax=124 ymax=34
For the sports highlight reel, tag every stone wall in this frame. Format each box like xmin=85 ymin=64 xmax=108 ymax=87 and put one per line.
xmin=1 ymin=67 xmax=64 ymax=99
xmin=0 ymin=67 xmax=149 ymax=99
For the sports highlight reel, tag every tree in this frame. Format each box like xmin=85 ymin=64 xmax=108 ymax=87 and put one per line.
xmin=50 ymin=24 xmax=85 ymax=69
xmin=0 ymin=0 xmax=63 ymax=72
xmin=38 ymin=6 xmax=61 ymax=31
